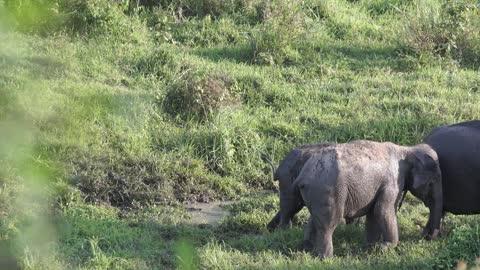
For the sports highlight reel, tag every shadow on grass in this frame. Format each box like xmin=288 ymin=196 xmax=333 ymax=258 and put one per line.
xmin=296 ymin=113 xmax=445 ymax=147
xmin=56 ymin=207 xmax=217 ymax=270
xmin=192 ymin=44 xmax=253 ymax=64
xmin=305 ymin=43 xmax=414 ymax=73
xmin=0 ymin=54 xmax=67 ymax=80
xmin=191 ymin=41 xmax=415 ymax=72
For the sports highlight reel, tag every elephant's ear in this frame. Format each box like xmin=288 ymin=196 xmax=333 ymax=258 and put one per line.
xmin=411 ymin=152 xmax=436 ymax=189
xmin=415 ymin=152 xmax=437 ymax=170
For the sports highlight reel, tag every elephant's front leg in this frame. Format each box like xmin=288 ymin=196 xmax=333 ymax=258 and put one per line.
xmin=310 ymin=213 xmax=338 ymax=259
xmin=375 ymin=196 xmax=399 ymax=248
xmin=303 ymin=217 xmax=316 ymax=251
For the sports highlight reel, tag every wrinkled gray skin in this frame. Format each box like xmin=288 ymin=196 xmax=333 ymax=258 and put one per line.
xmin=295 ymin=140 xmax=443 ymax=259
xmin=266 ymin=143 xmax=334 ymax=231
xmin=424 ymin=120 xmax=480 ymax=215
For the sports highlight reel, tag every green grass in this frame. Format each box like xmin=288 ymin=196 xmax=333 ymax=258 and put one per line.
xmin=0 ymin=0 xmax=480 ymax=269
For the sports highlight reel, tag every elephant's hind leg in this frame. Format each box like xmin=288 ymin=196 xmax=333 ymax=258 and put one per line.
xmin=365 ymin=208 xmax=382 ymax=247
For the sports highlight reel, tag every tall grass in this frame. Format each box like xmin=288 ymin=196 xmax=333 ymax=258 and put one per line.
xmin=401 ymin=0 xmax=480 ymax=67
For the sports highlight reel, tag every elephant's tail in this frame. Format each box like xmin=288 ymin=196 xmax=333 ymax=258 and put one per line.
xmin=397 ymin=190 xmax=407 ymax=211
xmin=261 ymin=152 xmax=276 ymax=182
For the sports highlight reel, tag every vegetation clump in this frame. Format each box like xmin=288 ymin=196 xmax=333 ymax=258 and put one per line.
xmin=163 ymin=67 xmax=238 ymax=121
xmin=250 ymin=0 xmax=306 ymax=65
xmin=402 ymin=0 xmax=480 ymax=67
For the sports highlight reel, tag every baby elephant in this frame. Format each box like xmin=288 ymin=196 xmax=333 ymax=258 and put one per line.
xmin=295 ymin=140 xmax=442 ymax=258
xmin=266 ymin=143 xmax=333 ymax=231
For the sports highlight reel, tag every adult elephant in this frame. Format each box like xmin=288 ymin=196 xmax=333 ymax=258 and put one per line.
xmin=424 ymin=120 xmax=480 ymax=215
xmin=295 ymin=140 xmax=443 ymax=258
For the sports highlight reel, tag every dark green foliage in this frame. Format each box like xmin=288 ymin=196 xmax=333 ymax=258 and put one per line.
xmin=59 ymin=0 xmax=148 ymax=41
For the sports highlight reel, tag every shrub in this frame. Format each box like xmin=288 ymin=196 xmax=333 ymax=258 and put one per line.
xmin=402 ymin=0 xmax=480 ymax=66
xmin=190 ymin=125 xmax=268 ymax=186
xmin=59 ymin=0 xmax=150 ymax=43
xmin=162 ymin=67 xmax=238 ymax=121
xmin=250 ymin=0 xmax=306 ymax=65
xmin=133 ymin=46 xmax=178 ymax=81
xmin=60 ymin=0 xmax=112 ymax=33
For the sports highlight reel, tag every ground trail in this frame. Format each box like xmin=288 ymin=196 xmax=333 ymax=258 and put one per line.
xmin=185 ymin=201 xmax=233 ymax=225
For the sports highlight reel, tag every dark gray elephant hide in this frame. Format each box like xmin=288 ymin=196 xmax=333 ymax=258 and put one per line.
xmin=424 ymin=120 xmax=480 ymax=215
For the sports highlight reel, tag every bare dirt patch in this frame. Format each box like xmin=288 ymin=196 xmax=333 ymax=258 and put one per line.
xmin=185 ymin=201 xmax=234 ymax=226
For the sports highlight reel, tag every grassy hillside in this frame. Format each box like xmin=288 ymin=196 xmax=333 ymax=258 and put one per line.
xmin=0 ymin=0 xmax=480 ymax=269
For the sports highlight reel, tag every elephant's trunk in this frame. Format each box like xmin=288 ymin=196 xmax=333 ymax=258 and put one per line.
xmin=267 ymin=211 xmax=281 ymax=232
xmin=424 ymin=186 xmax=443 ymax=240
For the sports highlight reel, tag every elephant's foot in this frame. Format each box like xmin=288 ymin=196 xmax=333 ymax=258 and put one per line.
xmin=302 ymin=240 xmax=313 ymax=252
xmin=266 ymin=220 xmax=278 ymax=232
xmin=422 ymin=227 xmax=440 ymax=240
xmin=379 ymin=241 xmax=397 ymax=250
xmin=366 ymin=241 xmax=397 ymax=251
xmin=312 ymin=244 xmax=334 ymax=259
xmin=313 ymin=250 xmax=333 ymax=260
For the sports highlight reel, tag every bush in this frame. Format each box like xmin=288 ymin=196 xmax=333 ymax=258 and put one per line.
xmin=60 ymin=0 xmax=128 ymax=31
xmin=250 ymin=0 xmax=306 ymax=65
xmin=402 ymin=0 xmax=480 ymax=66
xmin=60 ymin=0 xmax=150 ymax=43
xmin=133 ymin=46 xmax=178 ymax=81
xmin=162 ymin=67 xmax=238 ymax=121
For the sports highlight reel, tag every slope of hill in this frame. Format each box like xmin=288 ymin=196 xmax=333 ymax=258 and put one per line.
xmin=0 ymin=0 xmax=479 ymax=269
